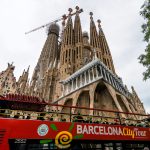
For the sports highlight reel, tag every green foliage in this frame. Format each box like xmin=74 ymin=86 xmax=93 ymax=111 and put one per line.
xmin=139 ymin=0 xmax=150 ymax=80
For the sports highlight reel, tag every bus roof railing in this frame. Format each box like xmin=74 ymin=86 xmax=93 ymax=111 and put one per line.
xmin=46 ymin=103 xmax=149 ymax=117
xmin=0 ymin=102 xmax=150 ymax=127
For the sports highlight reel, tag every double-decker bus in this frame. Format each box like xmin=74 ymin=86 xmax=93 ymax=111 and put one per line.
xmin=0 ymin=95 xmax=150 ymax=150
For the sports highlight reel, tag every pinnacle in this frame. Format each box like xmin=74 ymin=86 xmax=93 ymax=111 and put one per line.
xmin=68 ymin=8 xmax=73 ymax=15
xmin=97 ymin=19 xmax=101 ymax=28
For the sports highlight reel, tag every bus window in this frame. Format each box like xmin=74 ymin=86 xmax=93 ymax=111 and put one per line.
xmin=104 ymin=143 xmax=113 ymax=150
xmin=115 ymin=143 xmax=123 ymax=150
xmin=9 ymin=139 xmax=57 ymax=150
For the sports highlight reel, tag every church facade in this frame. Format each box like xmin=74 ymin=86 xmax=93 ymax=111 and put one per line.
xmin=0 ymin=7 xmax=145 ymax=117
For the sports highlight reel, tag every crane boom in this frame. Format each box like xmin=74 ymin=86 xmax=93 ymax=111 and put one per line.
xmin=25 ymin=18 xmax=62 ymax=34
xmin=25 ymin=8 xmax=83 ymax=35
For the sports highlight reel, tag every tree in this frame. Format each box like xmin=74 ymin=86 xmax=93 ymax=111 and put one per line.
xmin=138 ymin=0 xmax=150 ymax=80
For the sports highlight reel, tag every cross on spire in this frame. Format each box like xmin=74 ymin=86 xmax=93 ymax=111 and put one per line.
xmin=62 ymin=14 xmax=67 ymax=26
xmin=75 ymin=6 xmax=80 ymax=14
xmin=89 ymin=12 xmax=93 ymax=20
xmin=75 ymin=6 xmax=80 ymax=11
xmin=75 ymin=6 xmax=83 ymax=16
xmin=68 ymin=8 xmax=73 ymax=15
xmin=97 ymin=19 xmax=101 ymax=28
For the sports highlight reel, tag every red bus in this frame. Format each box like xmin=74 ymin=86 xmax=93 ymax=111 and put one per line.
xmin=0 ymin=95 xmax=150 ymax=150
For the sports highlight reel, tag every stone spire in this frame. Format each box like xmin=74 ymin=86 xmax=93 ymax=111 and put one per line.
xmin=62 ymin=8 xmax=74 ymax=45
xmin=131 ymin=86 xmax=146 ymax=114
xmin=60 ymin=8 xmax=75 ymax=80
xmin=29 ymin=65 xmax=38 ymax=96
xmin=17 ymin=66 xmax=29 ymax=94
xmin=74 ymin=6 xmax=83 ymax=44
xmin=60 ymin=14 xmax=67 ymax=41
xmin=90 ymin=12 xmax=99 ymax=48
xmin=89 ymin=12 xmax=102 ymax=61
xmin=30 ymin=23 xmax=60 ymax=100
xmin=74 ymin=6 xmax=84 ymax=71
xmin=17 ymin=69 xmax=25 ymax=84
xmin=37 ymin=23 xmax=59 ymax=79
xmin=97 ymin=19 xmax=115 ymax=73
xmin=0 ymin=63 xmax=17 ymax=95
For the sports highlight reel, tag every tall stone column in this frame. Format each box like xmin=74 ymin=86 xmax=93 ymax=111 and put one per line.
xmin=95 ymin=66 xmax=99 ymax=78
xmin=92 ymin=67 xmax=95 ymax=80
xmin=75 ymin=78 xmax=78 ymax=89
xmin=71 ymin=80 xmax=74 ymax=91
xmin=88 ymin=70 xmax=91 ymax=83
xmin=66 ymin=83 xmax=69 ymax=94
xmin=80 ymin=74 xmax=82 ymax=87
xmin=84 ymin=72 xmax=87 ymax=85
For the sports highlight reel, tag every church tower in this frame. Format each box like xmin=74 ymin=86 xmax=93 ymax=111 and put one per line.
xmin=90 ymin=12 xmax=102 ymax=61
xmin=97 ymin=20 xmax=115 ymax=73
xmin=37 ymin=23 xmax=59 ymax=78
xmin=30 ymin=23 xmax=59 ymax=101
xmin=60 ymin=8 xmax=75 ymax=80
xmin=74 ymin=6 xmax=84 ymax=71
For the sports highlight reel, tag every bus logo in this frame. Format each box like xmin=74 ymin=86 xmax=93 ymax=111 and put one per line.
xmin=37 ymin=124 xmax=49 ymax=136
xmin=55 ymin=131 xmax=73 ymax=149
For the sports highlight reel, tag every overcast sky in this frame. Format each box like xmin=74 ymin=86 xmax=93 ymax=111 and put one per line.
xmin=0 ymin=0 xmax=149 ymax=113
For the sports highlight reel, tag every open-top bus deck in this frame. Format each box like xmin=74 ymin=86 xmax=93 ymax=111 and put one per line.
xmin=0 ymin=96 xmax=150 ymax=150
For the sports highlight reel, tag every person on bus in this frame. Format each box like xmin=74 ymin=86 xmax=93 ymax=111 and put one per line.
xmin=121 ymin=117 xmax=127 ymax=126
xmin=73 ymin=112 xmax=84 ymax=123
xmin=114 ymin=118 xmax=120 ymax=125
xmin=145 ymin=120 xmax=150 ymax=127
xmin=136 ymin=120 xmax=145 ymax=127
xmin=37 ymin=112 xmax=46 ymax=120
xmin=26 ymin=114 xmax=31 ymax=119
xmin=103 ymin=119 xmax=109 ymax=124
xmin=14 ymin=113 xmax=20 ymax=119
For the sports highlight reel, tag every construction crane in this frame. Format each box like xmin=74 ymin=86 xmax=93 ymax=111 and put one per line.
xmin=25 ymin=7 xmax=83 ymax=35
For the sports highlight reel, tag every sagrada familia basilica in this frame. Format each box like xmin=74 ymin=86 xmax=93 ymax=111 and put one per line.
xmin=0 ymin=7 xmax=146 ymax=116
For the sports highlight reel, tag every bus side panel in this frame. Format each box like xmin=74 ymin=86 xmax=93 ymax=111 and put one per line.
xmin=0 ymin=128 xmax=10 ymax=150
